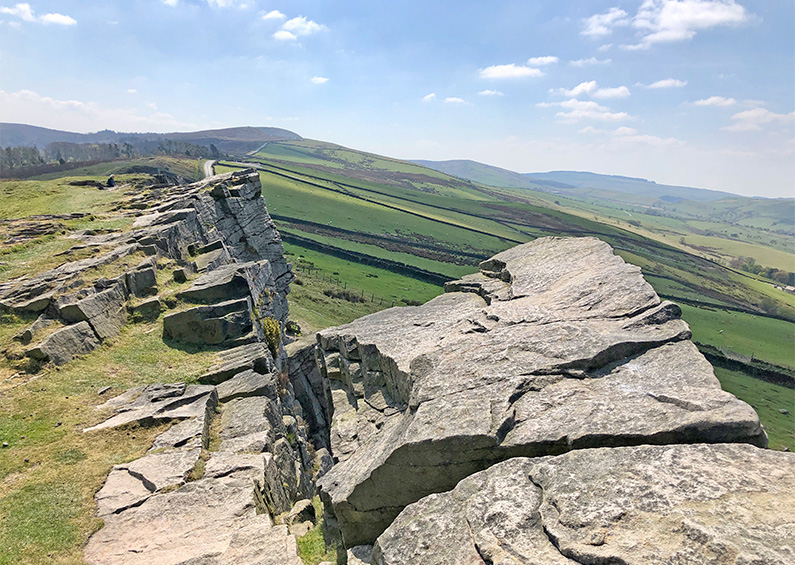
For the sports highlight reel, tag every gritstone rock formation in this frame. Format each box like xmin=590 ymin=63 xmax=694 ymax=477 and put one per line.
xmin=372 ymin=443 xmax=794 ymax=565
xmin=62 ymin=171 xmax=316 ymax=565
xmin=316 ymin=236 xmax=768 ymax=547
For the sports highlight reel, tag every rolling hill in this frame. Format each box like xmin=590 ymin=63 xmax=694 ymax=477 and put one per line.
xmin=0 ymin=123 xmax=302 ymax=154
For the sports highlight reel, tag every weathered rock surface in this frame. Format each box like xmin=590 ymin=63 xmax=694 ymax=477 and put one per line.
xmin=372 ymin=444 xmax=795 ymax=565
xmin=317 ymin=237 xmax=767 ymax=546
xmin=26 ymin=320 xmax=100 ymax=365
xmin=199 ymin=342 xmax=274 ymax=385
xmin=163 ymin=297 xmax=255 ymax=346
xmin=84 ymin=383 xmax=217 ymax=432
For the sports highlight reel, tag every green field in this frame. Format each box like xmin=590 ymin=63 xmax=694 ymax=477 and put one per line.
xmin=714 ymin=367 xmax=794 ymax=451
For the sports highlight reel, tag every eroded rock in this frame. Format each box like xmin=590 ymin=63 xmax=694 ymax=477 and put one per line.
xmin=317 ymin=237 xmax=767 ymax=546
xmin=372 ymin=444 xmax=795 ymax=565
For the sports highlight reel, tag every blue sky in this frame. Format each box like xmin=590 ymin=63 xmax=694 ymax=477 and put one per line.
xmin=0 ymin=0 xmax=793 ymax=197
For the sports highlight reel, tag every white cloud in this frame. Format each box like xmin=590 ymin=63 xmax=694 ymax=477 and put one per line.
xmin=570 ymin=57 xmax=611 ymax=67
xmin=126 ymin=89 xmax=138 ymax=94
xmin=578 ymin=124 xmax=678 ymax=145
xmin=0 ymin=3 xmax=76 ymax=25
xmin=273 ymin=29 xmax=297 ymax=41
xmin=593 ymin=85 xmax=631 ymax=99
xmin=1 ymin=3 xmax=35 ymax=21
xmin=626 ymin=0 xmax=750 ymax=50
xmin=527 ymin=56 xmax=558 ymax=65
xmin=261 ymin=9 xmax=285 ymax=20
xmin=693 ymin=95 xmax=736 ymax=106
xmin=538 ymin=98 xmax=631 ymax=122
xmin=479 ymin=64 xmax=543 ymax=79
xmin=444 ymin=97 xmax=466 ymax=104
xmin=723 ymin=107 xmax=795 ymax=132
xmin=163 ymin=0 xmax=179 ymax=6
xmin=598 ymin=43 xmax=613 ymax=51
xmin=478 ymin=89 xmax=504 ymax=96
xmin=310 ymin=76 xmax=329 ymax=84
xmin=422 ymin=93 xmax=436 ymax=102
xmin=552 ymin=81 xmax=629 ymax=99
xmin=582 ymin=7 xmax=630 ymax=37
xmin=0 ymin=89 xmax=200 ymax=133
xmin=647 ymin=78 xmax=687 ymax=88
xmin=207 ymin=0 xmax=238 ymax=7
xmin=40 ymin=13 xmax=76 ymax=25
xmin=555 ymin=81 xmax=597 ymax=97
xmin=282 ymin=15 xmax=327 ymax=36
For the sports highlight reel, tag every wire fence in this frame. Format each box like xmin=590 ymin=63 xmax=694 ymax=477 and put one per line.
xmin=294 ymin=265 xmax=421 ymax=308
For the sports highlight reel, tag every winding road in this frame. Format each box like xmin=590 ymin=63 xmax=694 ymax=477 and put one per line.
xmin=203 ymin=159 xmax=215 ymax=178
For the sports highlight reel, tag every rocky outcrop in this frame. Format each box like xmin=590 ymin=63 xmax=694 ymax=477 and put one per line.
xmin=372 ymin=443 xmax=794 ymax=565
xmin=1 ymin=169 xmax=293 ymax=367
xmin=316 ymin=237 xmax=768 ymax=547
xmin=73 ymin=171 xmax=319 ymax=564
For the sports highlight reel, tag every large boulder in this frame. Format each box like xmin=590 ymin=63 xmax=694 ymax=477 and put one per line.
xmin=372 ymin=444 xmax=795 ymax=565
xmin=317 ymin=237 xmax=767 ymax=546
xmin=26 ymin=321 xmax=100 ymax=365
xmin=162 ymin=298 xmax=254 ymax=346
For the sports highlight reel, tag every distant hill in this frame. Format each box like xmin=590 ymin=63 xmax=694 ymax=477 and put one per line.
xmin=526 ymin=171 xmax=738 ymax=203
xmin=412 ymin=159 xmax=739 ymax=203
xmin=0 ymin=124 xmax=302 ymax=154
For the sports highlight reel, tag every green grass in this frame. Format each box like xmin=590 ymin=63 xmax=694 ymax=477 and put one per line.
xmin=295 ymin=496 xmax=341 ymax=564
xmin=0 ymin=177 xmax=129 ymax=220
xmin=0 ymin=313 xmax=220 ymax=564
xmin=714 ymin=367 xmax=794 ymax=451
xmin=286 ymin=243 xmax=444 ymax=306
xmin=681 ymin=304 xmax=795 ymax=369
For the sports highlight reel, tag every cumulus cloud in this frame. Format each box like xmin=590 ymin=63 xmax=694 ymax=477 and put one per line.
xmin=444 ymin=97 xmax=467 ymax=104
xmin=570 ymin=57 xmax=611 ymax=67
xmin=723 ymin=107 xmax=795 ymax=132
xmin=422 ymin=93 xmax=436 ymax=102
xmin=310 ymin=76 xmax=329 ymax=84
xmin=647 ymin=78 xmax=687 ymax=88
xmin=0 ymin=89 xmax=199 ymax=132
xmin=163 ymin=0 xmax=179 ymax=6
xmin=40 ymin=13 xmax=75 ymax=25
xmin=693 ymin=95 xmax=736 ymax=106
xmin=625 ymin=0 xmax=750 ymax=50
xmin=555 ymin=81 xmax=597 ymax=97
xmin=261 ymin=9 xmax=285 ymax=20
xmin=479 ymin=64 xmax=543 ymax=79
xmin=478 ymin=89 xmax=504 ymax=96
xmin=581 ymin=7 xmax=630 ymax=37
xmin=282 ymin=16 xmax=327 ymax=36
xmin=0 ymin=3 xmax=76 ymax=25
xmin=126 ymin=89 xmax=138 ymax=94
xmin=273 ymin=29 xmax=297 ymax=41
xmin=552 ymin=81 xmax=630 ymax=99
xmin=593 ymin=86 xmax=631 ymax=99
xmin=538 ymin=98 xmax=631 ymax=122
xmin=527 ymin=56 xmax=558 ymax=65
xmin=0 ymin=3 xmax=34 ymax=21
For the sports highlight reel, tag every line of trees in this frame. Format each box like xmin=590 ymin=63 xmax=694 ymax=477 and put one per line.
xmin=0 ymin=139 xmax=223 ymax=171
xmin=730 ymin=256 xmax=793 ymax=285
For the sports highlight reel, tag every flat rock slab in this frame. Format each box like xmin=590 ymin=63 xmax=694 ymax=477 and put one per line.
xmin=199 ymin=342 xmax=273 ymax=385
xmin=216 ymin=369 xmax=277 ymax=402
xmin=317 ymin=237 xmax=767 ymax=546
xmin=85 ymin=477 xmax=274 ymax=565
xmin=84 ymin=384 xmax=217 ymax=432
xmin=95 ymin=449 xmax=201 ymax=516
xmin=372 ymin=444 xmax=795 ymax=565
